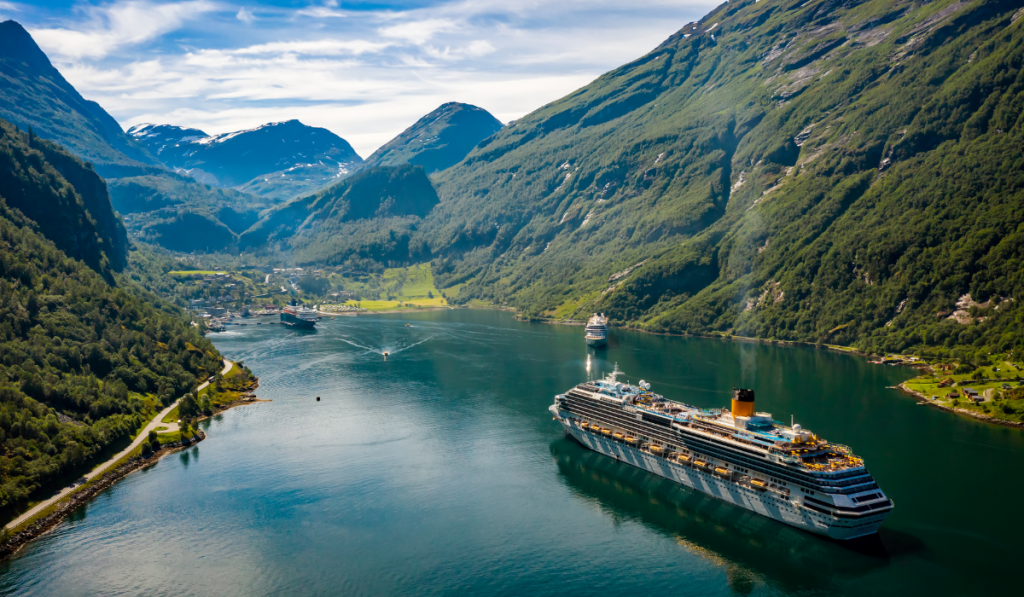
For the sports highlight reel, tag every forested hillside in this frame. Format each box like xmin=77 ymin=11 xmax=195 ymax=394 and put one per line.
xmin=414 ymin=0 xmax=1024 ymax=359
xmin=0 ymin=119 xmax=127 ymax=279
xmin=0 ymin=125 xmax=223 ymax=523
xmin=241 ymin=164 xmax=439 ymax=265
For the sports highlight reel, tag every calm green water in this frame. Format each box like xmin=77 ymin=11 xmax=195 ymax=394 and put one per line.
xmin=2 ymin=310 xmax=1022 ymax=596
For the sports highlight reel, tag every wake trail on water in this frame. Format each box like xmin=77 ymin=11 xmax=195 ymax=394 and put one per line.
xmin=331 ymin=332 xmax=436 ymax=356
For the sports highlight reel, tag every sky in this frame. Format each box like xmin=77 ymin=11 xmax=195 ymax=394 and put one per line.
xmin=1 ymin=0 xmax=717 ymax=156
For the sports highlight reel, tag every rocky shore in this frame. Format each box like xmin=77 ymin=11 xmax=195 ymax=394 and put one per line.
xmin=0 ymin=432 xmax=206 ymax=559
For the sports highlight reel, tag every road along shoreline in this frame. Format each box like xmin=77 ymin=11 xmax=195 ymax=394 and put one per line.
xmin=0 ymin=359 xmax=244 ymax=559
xmin=0 ymin=432 xmax=206 ymax=559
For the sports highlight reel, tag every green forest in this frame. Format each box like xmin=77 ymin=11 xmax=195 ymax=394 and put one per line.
xmin=409 ymin=0 xmax=1024 ymax=361
xmin=0 ymin=120 xmax=223 ymax=523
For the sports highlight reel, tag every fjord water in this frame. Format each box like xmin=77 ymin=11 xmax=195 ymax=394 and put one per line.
xmin=3 ymin=311 xmax=1022 ymax=596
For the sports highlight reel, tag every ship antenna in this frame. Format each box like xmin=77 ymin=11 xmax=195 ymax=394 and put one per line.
xmin=791 ymin=414 xmax=794 ymax=427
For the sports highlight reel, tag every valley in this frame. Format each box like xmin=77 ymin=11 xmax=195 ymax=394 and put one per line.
xmin=2 ymin=0 xmax=1024 ymax=587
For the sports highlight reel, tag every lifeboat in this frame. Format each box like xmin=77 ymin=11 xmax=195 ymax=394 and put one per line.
xmin=677 ymin=454 xmax=691 ymax=463
xmin=750 ymin=478 xmax=768 ymax=490
xmin=694 ymin=459 xmax=708 ymax=468
xmin=714 ymin=466 xmax=730 ymax=476
xmin=601 ymin=428 xmax=612 ymax=435
xmin=580 ymin=422 xmax=590 ymax=429
xmin=624 ymin=436 xmax=638 ymax=444
xmin=650 ymin=445 xmax=664 ymax=454
xmin=612 ymin=432 xmax=624 ymax=440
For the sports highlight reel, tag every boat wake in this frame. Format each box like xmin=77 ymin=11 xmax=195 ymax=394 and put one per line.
xmin=334 ymin=334 xmax=436 ymax=357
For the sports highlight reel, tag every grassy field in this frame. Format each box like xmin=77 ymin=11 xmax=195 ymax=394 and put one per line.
xmin=334 ymin=263 xmax=449 ymax=311
xmin=902 ymin=356 xmax=1024 ymax=423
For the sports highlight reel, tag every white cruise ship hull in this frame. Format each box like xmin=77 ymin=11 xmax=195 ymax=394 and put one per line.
xmin=552 ymin=407 xmax=888 ymax=541
xmin=585 ymin=335 xmax=607 ymax=347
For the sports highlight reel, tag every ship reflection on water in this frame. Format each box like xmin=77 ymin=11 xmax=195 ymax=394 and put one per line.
xmin=550 ymin=439 xmax=923 ymax=595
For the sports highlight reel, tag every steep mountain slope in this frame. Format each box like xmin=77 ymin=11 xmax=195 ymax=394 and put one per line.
xmin=0 ymin=20 xmax=158 ymax=176
xmin=0 ymin=21 xmax=269 ymax=253
xmin=0 ymin=134 xmax=223 ymax=522
xmin=124 ymin=123 xmax=208 ymax=164
xmin=240 ymin=164 xmax=438 ymax=265
xmin=363 ymin=102 xmax=503 ymax=174
xmin=107 ymin=172 xmax=274 ymax=252
xmin=420 ymin=0 xmax=1024 ymax=357
xmin=0 ymin=118 xmax=127 ymax=277
xmin=129 ymin=120 xmax=363 ymax=200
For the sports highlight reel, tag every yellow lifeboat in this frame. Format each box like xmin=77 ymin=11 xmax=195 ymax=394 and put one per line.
xmin=601 ymin=428 xmax=612 ymax=435
xmin=612 ymin=432 xmax=624 ymax=440
xmin=714 ymin=466 xmax=730 ymax=476
xmin=694 ymin=459 xmax=708 ymax=468
xmin=677 ymin=454 xmax=691 ymax=463
xmin=624 ymin=436 xmax=638 ymax=444
xmin=580 ymin=422 xmax=589 ymax=429
xmin=750 ymin=478 xmax=768 ymax=489
xmin=650 ymin=445 xmax=664 ymax=454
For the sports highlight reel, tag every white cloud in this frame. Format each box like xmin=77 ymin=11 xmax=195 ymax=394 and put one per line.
xmin=296 ymin=1 xmax=346 ymax=19
xmin=30 ymin=0 xmax=218 ymax=60
xmin=0 ymin=2 xmax=20 ymax=13
xmin=236 ymin=7 xmax=255 ymax=24
xmin=231 ymin=39 xmax=391 ymax=57
xmin=379 ymin=19 xmax=457 ymax=45
xmin=34 ymin=0 xmax=718 ymax=155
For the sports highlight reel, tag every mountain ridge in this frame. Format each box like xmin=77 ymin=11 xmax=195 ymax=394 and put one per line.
xmin=0 ymin=20 xmax=158 ymax=176
xmin=363 ymin=102 xmax=503 ymax=174
xmin=128 ymin=119 xmax=363 ymax=200
xmin=413 ymin=0 xmax=1024 ymax=358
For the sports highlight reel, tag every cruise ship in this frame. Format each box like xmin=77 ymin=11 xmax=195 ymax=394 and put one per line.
xmin=281 ymin=302 xmax=319 ymax=329
xmin=549 ymin=367 xmax=892 ymax=540
xmin=585 ymin=313 xmax=609 ymax=347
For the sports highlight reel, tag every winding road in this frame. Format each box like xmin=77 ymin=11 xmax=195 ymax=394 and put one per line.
xmin=4 ymin=359 xmax=234 ymax=531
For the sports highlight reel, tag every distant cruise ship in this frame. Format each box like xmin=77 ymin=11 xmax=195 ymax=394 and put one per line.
xmin=550 ymin=367 xmax=892 ymax=540
xmin=585 ymin=313 xmax=608 ymax=347
xmin=281 ymin=303 xmax=319 ymax=329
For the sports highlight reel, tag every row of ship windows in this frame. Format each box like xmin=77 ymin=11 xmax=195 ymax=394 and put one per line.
xmin=568 ymin=406 xmax=876 ymax=495
xmin=597 ymin=432 xmax=884 ymax=529
xmin=578 ymin=412 xmax=823 ymax=493
xmin=567 ymin=404 xmax=829 ymax=489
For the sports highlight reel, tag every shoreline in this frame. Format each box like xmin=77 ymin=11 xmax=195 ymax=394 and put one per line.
xmin=897 ymin=383 xmax=1024 ymax=429
xmin=519 ymin=311 xmax=1024 ymax=430
xmin=0 ymin=364 xmax=266 ymax=560
xmin=0 ymin=432 xmax=206 ymax=560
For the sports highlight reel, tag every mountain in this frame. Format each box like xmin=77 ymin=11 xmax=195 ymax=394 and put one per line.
xmin=0 ymin=126 xmax=223 ymax=521
xmin=0 ymin=20 xmax=271 ymax=252
xmin=128 ymin=120 xmax=363 ymax=200
xmin=363 ymin=102 xmax=503 ymax=174
xmin=0 ymin=118 xmax=127 ymax=277
xmin=107 ymin=172 xmax=275 ymax=252
xmin=239 ymin=164 xmax=438 ymax=265
xmin=0 ymin=20 xmax=158 ymax=176
xmin=412 ymin=0 xmax=1024 ymax=358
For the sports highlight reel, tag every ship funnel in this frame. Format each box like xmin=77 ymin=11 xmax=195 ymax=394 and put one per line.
xmin=732 ymin=388 xmax=755 ymax=418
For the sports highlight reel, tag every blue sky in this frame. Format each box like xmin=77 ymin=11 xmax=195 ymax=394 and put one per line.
xmin=1 ymin=1 xmax=716 ymax=155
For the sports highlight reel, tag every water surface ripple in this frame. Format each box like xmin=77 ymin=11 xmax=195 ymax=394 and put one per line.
xmin=2 ymin=310 xmax=1021 ymax=596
